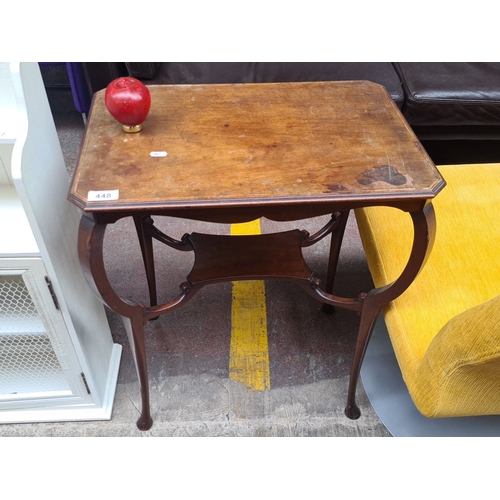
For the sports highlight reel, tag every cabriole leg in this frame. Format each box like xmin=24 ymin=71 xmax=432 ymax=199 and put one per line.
xmin=122 ymin=314 xmax=153 ymax=431
xmin=133 ymin=215 xmax=158 ymax=308
xmin=322 ymin=210 xmax=350 ymax=314
xmin=345 ymin=297 xmax=382 ymax=419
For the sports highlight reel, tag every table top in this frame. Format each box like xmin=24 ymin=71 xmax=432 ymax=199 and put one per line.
xmin=68 ymin=81 xmax=445 ymax=217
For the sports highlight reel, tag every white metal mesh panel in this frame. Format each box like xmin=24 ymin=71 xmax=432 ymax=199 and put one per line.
xmin=0 ymin=274 xmax=70 ymax=397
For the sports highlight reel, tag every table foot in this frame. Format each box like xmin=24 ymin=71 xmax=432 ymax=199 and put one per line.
xmin=345 ymin=404 xmax=361 ymax=420
xmin=137 ymin=414 xmax=154 ymax=431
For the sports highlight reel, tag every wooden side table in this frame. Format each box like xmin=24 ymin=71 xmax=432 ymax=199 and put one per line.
xmin=69 ymin=81 xmax=445 ymax=430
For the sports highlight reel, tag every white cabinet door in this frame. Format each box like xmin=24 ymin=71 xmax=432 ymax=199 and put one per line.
xmin=0 ymin=258 xmax=92 ymax=410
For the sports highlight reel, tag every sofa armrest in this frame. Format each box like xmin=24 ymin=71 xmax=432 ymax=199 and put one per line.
xmin=416 ymin=295 xmax=500 ymax=417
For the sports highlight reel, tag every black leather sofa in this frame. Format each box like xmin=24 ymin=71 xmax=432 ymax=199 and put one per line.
xmin=82 ymin=62 xmax=500 ymax=165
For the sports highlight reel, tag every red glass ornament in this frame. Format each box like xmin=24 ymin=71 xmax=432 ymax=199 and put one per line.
xmin=104 ymin=77 xmax=151 ymax=133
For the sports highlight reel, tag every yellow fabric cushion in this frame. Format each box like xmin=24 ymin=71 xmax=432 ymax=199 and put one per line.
xmin=355 ymin=163 xmax=500 ymax=417
xmin=416 ymin=295 xmax=500 ymax=416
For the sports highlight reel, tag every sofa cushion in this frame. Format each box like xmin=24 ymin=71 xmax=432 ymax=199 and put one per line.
xmin=134 ymin=62 xmax=404 ymax=108
xmin=355 ymin=163 xmax=500 ymax=417
xmin=394 ymin=63 xmax=500 ymax=126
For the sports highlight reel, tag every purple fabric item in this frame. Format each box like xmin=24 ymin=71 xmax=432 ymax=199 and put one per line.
xmin=66 ymin=62 xmax=91 ymax=114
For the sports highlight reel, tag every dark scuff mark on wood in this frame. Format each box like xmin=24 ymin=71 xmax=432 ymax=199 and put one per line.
xmin=324 ymin=183 xmax=347 ymax=193
xmin=358 ymin=165 xmax=407 ymax=186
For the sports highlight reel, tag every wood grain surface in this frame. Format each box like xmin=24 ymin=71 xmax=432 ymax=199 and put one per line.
xmin=69 ymin=81 xmax=444 ymax=214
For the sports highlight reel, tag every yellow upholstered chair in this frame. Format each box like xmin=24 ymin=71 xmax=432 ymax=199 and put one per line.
xmin=355 ymin=163 xmax=500 ymax=418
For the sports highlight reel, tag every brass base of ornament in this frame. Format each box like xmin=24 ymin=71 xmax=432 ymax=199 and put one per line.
xmin=122 ymin=124 xmax=143 ymax=133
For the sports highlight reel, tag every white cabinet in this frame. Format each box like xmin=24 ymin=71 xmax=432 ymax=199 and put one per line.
xmin=0 ymin=258 xmax=92 ymax=409
xmin=0 ymin=62 xmax=121 ymax=423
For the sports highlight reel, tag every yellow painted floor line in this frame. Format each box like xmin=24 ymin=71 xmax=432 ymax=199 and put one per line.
xmin=229 ymin=219 xmax=271 ymax=391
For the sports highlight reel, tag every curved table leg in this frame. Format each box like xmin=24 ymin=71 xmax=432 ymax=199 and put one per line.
xmin=78 ymin=214 xmax=153 ymax=430
xmin=133 ymin=215 xmax=157 ymax=308
xmin=122 ymin=313 xmax=153 ymax=430
xmin=77 ymin=201 xmax=435 ymax=428
xmin=345 ymin=202 xmax=437 ymax=419
xmin=322 ymin=210 xmax=350 ymax=314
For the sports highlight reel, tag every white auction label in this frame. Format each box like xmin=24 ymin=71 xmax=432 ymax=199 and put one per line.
xmin=87 ymin=190 xmax=120 ymax=201
xmin=150 ymin=151 xmax=168 ymax=157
